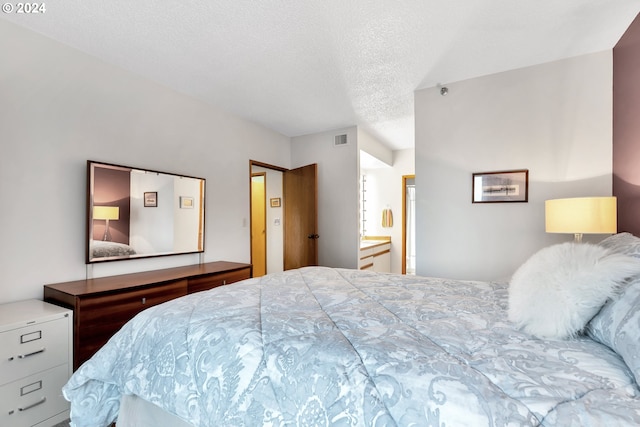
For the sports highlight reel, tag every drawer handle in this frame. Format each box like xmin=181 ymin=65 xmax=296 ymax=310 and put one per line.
xmin=18 ymin=397 xmax=46 ymax=412
xmin=17 ymin=348 xmax=46 ymax=359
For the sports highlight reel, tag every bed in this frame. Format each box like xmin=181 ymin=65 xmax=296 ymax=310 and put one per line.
xmin=90 ymin=240 xmax=137 ymax=259
xmin=64 ymin=233 xmax=640 ymax=426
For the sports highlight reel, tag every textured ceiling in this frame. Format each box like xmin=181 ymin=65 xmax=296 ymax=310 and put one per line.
xmin=3 ymin=1 xmax=639 ymax=150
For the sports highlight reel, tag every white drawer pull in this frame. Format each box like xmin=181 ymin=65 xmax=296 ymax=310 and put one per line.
xmin=18 ymin=397 xmax=46 ymax=412
xmin=17 ymin=348 xmax=46 ymax=359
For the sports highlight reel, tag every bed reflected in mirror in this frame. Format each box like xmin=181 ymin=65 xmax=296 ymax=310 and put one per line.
xmin=87 ymin=160 xmax=205 ymax=263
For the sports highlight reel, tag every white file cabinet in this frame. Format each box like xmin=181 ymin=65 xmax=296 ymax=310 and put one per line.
xmin=0 ymin=300 xmax=72 ymax=427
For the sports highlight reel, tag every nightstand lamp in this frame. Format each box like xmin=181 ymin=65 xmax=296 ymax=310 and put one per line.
xmin=93 ymin=206 xmax=119 ymax=241
xmin=545 ymin=197 xmax=617 ymax=243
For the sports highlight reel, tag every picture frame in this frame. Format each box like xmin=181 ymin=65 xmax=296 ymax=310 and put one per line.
xmin=144 ymin=192 xmax=158 ymax=207
xmin=270 ymin=197 xmax=281 ymax=208
xmin=180 ymin=196 xmax=194 ymax=209
xmin=472 ymin=169 xmax=528 ymax=203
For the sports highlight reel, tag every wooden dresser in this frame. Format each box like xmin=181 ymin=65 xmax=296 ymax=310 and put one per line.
xmin=44 ymin=261 xmax=252 ymax=370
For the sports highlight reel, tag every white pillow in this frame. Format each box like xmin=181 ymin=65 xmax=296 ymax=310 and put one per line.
xmin=598 ymin=232 xmax=640 ymax=257
xmin=508 ymin=242 xmax=640 ymax=339
xmin=587 ymin=278 xmax=640 ymax=387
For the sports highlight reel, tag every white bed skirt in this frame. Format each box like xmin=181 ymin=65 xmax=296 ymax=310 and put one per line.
xmin=118 ymin=395 xmax=194 ymax=427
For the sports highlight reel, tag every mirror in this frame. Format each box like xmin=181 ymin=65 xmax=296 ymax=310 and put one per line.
xmin=87 ymin=160 xmax=205 ymax=263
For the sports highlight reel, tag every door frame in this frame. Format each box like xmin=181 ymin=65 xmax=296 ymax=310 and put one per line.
xmin=249 ymin=160 xmax=288 ymax=274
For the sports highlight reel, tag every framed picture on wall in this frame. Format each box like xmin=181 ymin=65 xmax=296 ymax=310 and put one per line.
xmin=180 ymin=196 xmax=194 ymax=209
xmin=144 ymin=192 xmax=158 ymax=207
xmin=472 ymin=169 xmax=528 ymax=203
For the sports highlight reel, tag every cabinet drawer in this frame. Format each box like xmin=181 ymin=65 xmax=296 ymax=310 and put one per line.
xmin=188 ymin=268 xmax=251 ymax=294
xmin=359 ymin=255 xmax=374 ymax=270
xmin=0 ymin=364 xmax=69 ymax=427
xmin=360 ymin=247 xmax=374 ymax=258
xmin=76 ymin=280 xmax=187 ymax=367
xmin=372 ymin=243 xmax=391 ymax=255
xmin=0 ymin=317 xmax=70 ymax=386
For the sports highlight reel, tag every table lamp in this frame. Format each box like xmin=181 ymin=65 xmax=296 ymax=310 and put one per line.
xmin=545 ymin=197 xmax=617 ymax=243
xmin=93 ymin=206 xmax=120 ymax=241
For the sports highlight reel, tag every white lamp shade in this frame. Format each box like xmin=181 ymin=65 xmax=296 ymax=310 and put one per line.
xmin=93 ymin=206 xmax=120 ymax=221
xmin=545 ymin=197 xmax=617 ymax=235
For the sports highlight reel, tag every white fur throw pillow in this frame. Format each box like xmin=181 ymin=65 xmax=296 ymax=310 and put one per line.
xmin=508 ymin=242 xmax=640 ymax=339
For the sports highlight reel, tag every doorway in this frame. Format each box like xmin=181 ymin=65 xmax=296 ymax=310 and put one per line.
xmin=402 ymin=175 xmax=416 ymax=275
xmin=250 ymin=173 xmax=267 ymax=277
xmin=249 ymin=160 xmax=318 ymax=274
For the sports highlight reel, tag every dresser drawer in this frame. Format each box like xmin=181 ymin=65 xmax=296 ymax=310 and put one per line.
xmin=0 ymin=317 xmax=69 ymax=386
xmin=0 ymin=364 xmax=69 ymax=427
xmin=77 ymin=279 xmax=188 ymax=325
xmin=188 ymin=268 xmax=251 ymax=294
xmin=75 ymin=279 xmax=187 ymax=368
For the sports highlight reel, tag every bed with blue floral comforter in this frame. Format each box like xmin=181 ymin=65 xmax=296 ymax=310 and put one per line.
xmin=63 ymin=266 xmax=640 ymax=426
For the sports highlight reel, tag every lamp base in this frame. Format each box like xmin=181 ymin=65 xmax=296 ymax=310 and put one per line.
xmin=102 ymin=219 xmax=112 ymax=241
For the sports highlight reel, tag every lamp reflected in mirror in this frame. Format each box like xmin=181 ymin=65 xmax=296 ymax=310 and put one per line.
xmin=93 ymin=206 xmax=119 ymax=241
xmin=545 ymin=197 xmax=617 ymax=242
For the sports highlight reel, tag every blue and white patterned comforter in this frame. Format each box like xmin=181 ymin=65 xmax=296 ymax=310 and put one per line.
xmin=64 ymin=267 xmax=640 ymax=426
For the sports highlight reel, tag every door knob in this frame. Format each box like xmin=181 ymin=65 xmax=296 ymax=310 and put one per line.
xmin=307 ymin=234 xmax=319 ymax=239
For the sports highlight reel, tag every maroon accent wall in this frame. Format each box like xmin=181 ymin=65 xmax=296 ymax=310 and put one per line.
xmin=93 ymin=167 xmax=131 ymax=244
xmin=613 ymin=13 xmax=640 ymax=236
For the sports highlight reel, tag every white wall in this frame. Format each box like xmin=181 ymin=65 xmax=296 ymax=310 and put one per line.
xmin=291 ymin=127 xmax=360 ymax=269
xmin=414 ymin=51 xmax=614 ymax=281
xmin=358 ymin=128 xmax=393 ymax=166
xmin=172 ymin=176 xmax=203 ymax=253
xmin=130 ymin=172 xmax=174 ymax=253
xmin=0 ymin=20 xmax=291 ymax=304
xmin=361 ymin=148 xmax=415 ymax=274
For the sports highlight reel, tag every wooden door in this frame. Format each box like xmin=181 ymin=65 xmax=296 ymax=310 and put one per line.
xmin=251 ymin=174 xmax=267 ymax=277
xmin=283 ymin=164 xmax=318 ymax=269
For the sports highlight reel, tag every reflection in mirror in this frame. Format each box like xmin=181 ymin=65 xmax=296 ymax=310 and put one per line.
xmin=87 ymin=161 xmax=205 ymax=263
